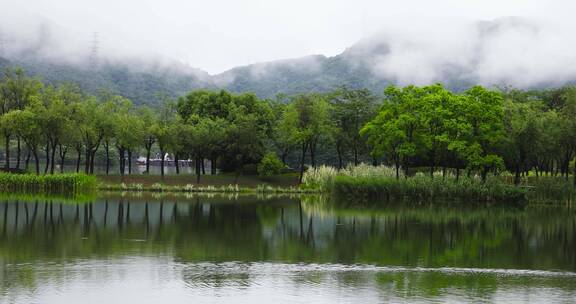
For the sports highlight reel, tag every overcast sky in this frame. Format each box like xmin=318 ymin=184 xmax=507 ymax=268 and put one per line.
xmin=0 ymin=0 xmax=573 ymax=74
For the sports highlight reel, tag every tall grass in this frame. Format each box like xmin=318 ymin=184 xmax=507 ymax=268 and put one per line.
xmin=523 ymin=177 xmax=575 ymax=203
xmin=331 ymin=174 xmax=527 ymax=205
xmin=301 ymin=164 xmax=401 ymax=192
xmin=0 ymin=173 xmax=97 ymax=196
xmin=301 ymin=164 xmax=527 ymax=205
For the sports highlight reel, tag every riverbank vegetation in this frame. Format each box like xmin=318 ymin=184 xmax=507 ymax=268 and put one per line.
xmin=0 ymin=173 xmax=96 ymax=196
xmin=301 ymin=165 xmax=528 ymax=205
xmin=1 ymin=67 xmax=576 ymax=201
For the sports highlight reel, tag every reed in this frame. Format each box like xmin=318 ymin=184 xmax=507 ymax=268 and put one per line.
xmin=0 ymin=173 xmax=97 ymax=196
xmin=331 ymin=174 xmax=527 ymax=205
xmin=301 ymin=164 xmax=400 ymax=192
xmin=523 ymin=177 xmax=575 ymax=203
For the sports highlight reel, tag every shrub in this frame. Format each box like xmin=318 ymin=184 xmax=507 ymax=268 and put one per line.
xmin=257 ymin=152 xmax=286 ymax=177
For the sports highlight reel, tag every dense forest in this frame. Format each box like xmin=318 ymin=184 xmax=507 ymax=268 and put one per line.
xmin=0 ymin=67 xmax=575 ymax=186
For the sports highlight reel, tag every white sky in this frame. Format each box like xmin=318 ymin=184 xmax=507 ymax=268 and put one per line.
xmin=0 ymin=0 xmax=573 ymax=74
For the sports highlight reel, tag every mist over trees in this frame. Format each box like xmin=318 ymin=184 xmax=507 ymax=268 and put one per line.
xmin=4 ymin=16 xmax=576 ymax=105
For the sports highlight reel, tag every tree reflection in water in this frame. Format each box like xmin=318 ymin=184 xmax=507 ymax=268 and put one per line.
xmin=0 ymin=195 xmax=575 ymax=302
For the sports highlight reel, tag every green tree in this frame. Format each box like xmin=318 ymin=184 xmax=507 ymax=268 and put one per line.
xmin=462 ymin=86 xmax=505 ymax=181
xmin=330 ymin=86 xmax=377 ymax=168
xmin=280 ymin=93 xmax=332 ymax=183
xmin=501 ymin=99 xmax=543 ymax=184
xmin=1 ymin=109 xmax=43 ymax=174
xmin=138 ymin=106 xmax=158 ymax=174
xmin=0 ymin=68 xmax=42 ymax=169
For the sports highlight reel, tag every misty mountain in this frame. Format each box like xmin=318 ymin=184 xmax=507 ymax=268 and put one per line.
xmin=214 ymin=53 xmax=387 ymax=97
xmin=2 ymin=48 xmax=393 ymax=103
xmin=0 ymin=55 xmax=214 ymax=105
xmin=1 ymin=17 xmax=573 ymax=103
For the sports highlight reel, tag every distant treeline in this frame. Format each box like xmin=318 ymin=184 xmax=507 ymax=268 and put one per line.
xmin=0 ymin=67 xmax=575 ymax=185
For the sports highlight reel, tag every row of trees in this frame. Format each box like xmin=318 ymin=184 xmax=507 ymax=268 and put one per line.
xmin=0 ymin=68 xmax=379 ymax=182
xmin=0 ymin=67 xmax=575 ymax=185
xmin=362 ymin=84 xmax=576 ymax=185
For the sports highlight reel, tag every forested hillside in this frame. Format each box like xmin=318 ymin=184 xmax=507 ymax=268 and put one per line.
xmin=0 ymin=56 xmax=213 ymax=105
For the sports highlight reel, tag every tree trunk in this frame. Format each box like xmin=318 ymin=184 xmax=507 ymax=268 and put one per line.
xmin=201 ymin=157 xmax=205 ymax=175
xmin=404 ymin=159 xmax=410 ymax=177
xmin=309 ymin=141 xmax=316 ymax=168
xmin=128 ymin=149 xmax=132 ymax=175
xmin=59 ymin=146 xmax=67 ymax=174
xmin=336 ymin=145 xmax=343 ymax=169
xmin=118 ymin=148 xmax=125 ymax=175
xmin=33 ymin=150 xmax=40 ymax=175
xmin=90 ymin=149 xmax=97 ymax=174
xmin=50 ymin=143 xmax=57 ymax=174
xmin=44 ymin=142 xmax=50 ymax=174
xmin=298 ymin=142 xmax=308 ymax=184
xmin=84 ymin=148 xmax=90 ymax=174
xmin=105 ymin=141 xmax=110 ymax=175
xmin=573 ymin=157 xmax=576 ymax=187
xmin=395 ymin=158 xmax=400 ymax=180
xmin=195 ymin=157 xmax=201 ymax=184
xmin=145 ymin=147 xmax=151 ymax=174
xmin=25 ymin=149 xmax=31 ymax=170
xmin=210 ymin=156 xmax=216 ymax=175
xmin=514 ymin=165 xmax=521 ymax=186
xmin=174 ymin=153 xmax=179 ymax=174
xmin=16 ymin=137 xmax=21 ymax=170
xmin=160 ymin=150 xmax=165 ymax=177
xmin=4 ymin=134 xmax=10 ymax=170
xmin=429 ymin=149 xmax=435 ymax=178
xmin=281 ymin=148 xmax=288 ymax=164
xmin=353 ymin=146 xmax=359 ymax=166
xmin=75 ymin=148 xmax=82 ymax=173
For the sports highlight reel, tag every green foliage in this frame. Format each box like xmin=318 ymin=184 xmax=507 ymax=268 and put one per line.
xmin=257 ymin=152 xmax=286 ymax=177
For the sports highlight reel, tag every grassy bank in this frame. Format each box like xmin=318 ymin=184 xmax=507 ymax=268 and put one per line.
xmin=97 ymin=174 xmax=300 ymax=188
xmin=0 ymin=173 xmax=97 ymax=196
xmin=97 ymin=173 xmax=307 ymax=194
xmin=98 ymin=182 xmax=313 ymax=194
xmin=93 ymin=166 xmax=574 ymax=205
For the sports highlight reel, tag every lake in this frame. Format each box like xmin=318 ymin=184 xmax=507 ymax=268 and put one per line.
xmin=1 ymin=195 xmax=575 ymax=303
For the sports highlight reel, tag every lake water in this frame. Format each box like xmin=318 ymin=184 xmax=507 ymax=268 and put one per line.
xmin=0 ymin=195 xmax=575 ymax=303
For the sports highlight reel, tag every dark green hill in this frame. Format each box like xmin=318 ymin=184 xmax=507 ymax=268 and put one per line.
xmin=2 ymin=56 xmax=214 ymax=105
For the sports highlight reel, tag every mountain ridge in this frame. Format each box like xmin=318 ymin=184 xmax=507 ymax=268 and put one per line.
xmin=1 ymin=17 xmax=574 ymax=103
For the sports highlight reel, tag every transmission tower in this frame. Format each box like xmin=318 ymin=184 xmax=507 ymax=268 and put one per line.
xmin=89 ymin=32 xmax=99 ymax=68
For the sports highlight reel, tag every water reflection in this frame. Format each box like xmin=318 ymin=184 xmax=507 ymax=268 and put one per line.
xmin=0 ymin=196 xmax=575 ymax=303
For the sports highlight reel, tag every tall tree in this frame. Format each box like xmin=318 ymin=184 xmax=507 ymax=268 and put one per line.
xmin=280 ymin=93 xmax=331 ymax=183
xmin=330 ymin=86 xmax=377 ymax=167
xmin=0 ymin=68 xmax=42 ymax=169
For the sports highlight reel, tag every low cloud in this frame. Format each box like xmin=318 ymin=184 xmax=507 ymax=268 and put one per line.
xmin=349 ymin=17 xmax=576 ymax=88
